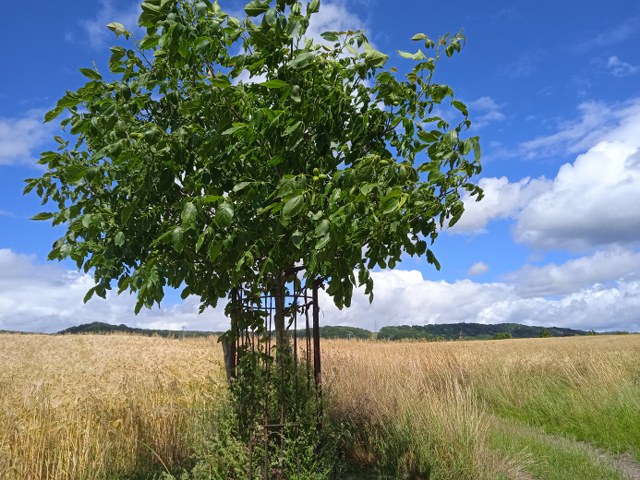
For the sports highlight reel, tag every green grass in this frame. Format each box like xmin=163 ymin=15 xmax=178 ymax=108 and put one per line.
xmin=489 ymin=418 xmax=627 ymax=480
xmin=480 ymin=379 xmax=640 ymax=461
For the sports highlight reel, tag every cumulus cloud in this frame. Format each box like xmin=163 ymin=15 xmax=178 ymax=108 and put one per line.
xmin=318 ymin=269 xmax=640 ymax=333
xmin=468 ymin=262 xmax=489 ymax=276
xmin=508 ymin=247 xmax=640 ymax=298
xmin=0 ymin=110 xmax=54 ymax=166
xmin=515 ymin=140 xmax=640 ymax=250
xmin=450 ymin=176 xmax=551 ymax=234
xmin=2 ymin=250 xmax=639 ymax=334
xmin=0 ymin=249 xmax=229 ymax=334
xmin=306 ymin=0 xmax=366 ymax=40
xmin=452 ymin=98 xmax=640 ymax=250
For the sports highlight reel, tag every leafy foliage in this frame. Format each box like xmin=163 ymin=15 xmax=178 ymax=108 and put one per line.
xmin=26 ymin=0 xmax=481 ymax=328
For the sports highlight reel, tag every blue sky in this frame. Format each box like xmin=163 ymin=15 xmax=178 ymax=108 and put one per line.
xmin=1 ymin=0 xmax=640 ymax=333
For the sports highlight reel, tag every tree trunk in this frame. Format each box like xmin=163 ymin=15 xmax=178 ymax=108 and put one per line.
xmin=274 ymin=272 xmax=286 ymax=350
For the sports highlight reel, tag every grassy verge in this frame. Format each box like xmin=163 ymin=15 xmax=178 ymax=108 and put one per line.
xmin=489 ymin=417 xmax=627 ymax=480
xmin=469 ymin=336 xmax=640 ymax=461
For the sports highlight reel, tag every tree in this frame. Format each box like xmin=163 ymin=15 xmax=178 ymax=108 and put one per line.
xmin=539 ymin=328 xmax=552 ymax=338
xmin=27 ymin=0 xmax=482 ymax=474
xmin=27 ymin=0 xmax=481 ymax=333
xmin=493 ymin=332 xmax=512 ymax=340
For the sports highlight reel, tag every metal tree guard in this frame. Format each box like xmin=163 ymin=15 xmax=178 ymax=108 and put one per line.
xmin=221 ymin=276 xmax=323 ymax=479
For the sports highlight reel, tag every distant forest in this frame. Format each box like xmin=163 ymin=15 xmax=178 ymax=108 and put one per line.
xmin=51 ymin=321 xmax=631 ymax=340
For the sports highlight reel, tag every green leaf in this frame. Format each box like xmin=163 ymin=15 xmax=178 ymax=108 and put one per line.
xmin=397 ymin=49 xmax=426 ymax=60
xmin=210 ymin=74 xmax=231 ymax=88
xmin=44 ymin=107 xmax=63 ymax=123
xmin=121 ymin=205 xmax=134 ymax=224
xmin=364 ymin=43 xmax=389 ymax=68
xmin=282 ymin=194 xmax=305 ymax=220
xmin=380 ymin=189 xmax=404 ymax=215
xmin=264 ymin=8 xmax=277 ymax=26
xmin=320 ymin=31 xmax=339 ymax=42
xmin=452 ymin=100 xmax=468 ymax=116
xmin=208 ymin=240 xmax=223 ymax=261
xmin=83 ymin=287 xmax=97 ymax=304
xmin=221 ymin=123 xmax=247 ymax=135
xmin=307 ymin=0 xmax=320 ymax=14
xmin=114 ymin=231 xmax=126 ymax=247
xmin=268 ymin=156 xmax=284 ymax=166
xmin=79 ymin=68 xmax=102 ymax=81
xmin=106 ymin=22 xmax=127 ymax=37
xmin=195 ymin=1 xmax=208 ymax=15
xmin=64 ymin=165 xmax=87 ymax=183
xmin=411 ymin=33 xmax=427 ymax=41
xmin=233 ymin=182 xmax=252 ymax=192
xmin=314 ymin=219 xmax=329 ymax=237
xmin=181 ymin=201 xmax=197 ymax=225
xmin=215 ymin=202 xmax=234 ymax=228
xmin=426 ymin=249 xmax=441 ymax=270
xmin=316 ymin=234 xmax=330 ymax=250
xmin=195 ymin=232 xmax=206 ymax=253
xmin=195 ymin=36 xmax=212 ymax=54
xmin=287 ymin=18 xmax=302 ymax=38
xmin=172 ymin=227 xmax=184 ymax=252
xmin=288 ymin=52 xmax=314 ymax=69
xmin=417 ymin=130 xmax=440 ymax=143
xmin=283 ymin=120 xmax=302 ymax=136
xmin=261 ymin=79 xmax=288 ymax=89
xmin=244 ymin=0 xmax=269 ymax=16
xmin=31 ymin=212 xmax=55 ymax=221
xmin=291 ymin=229 xmax=303 ymax=249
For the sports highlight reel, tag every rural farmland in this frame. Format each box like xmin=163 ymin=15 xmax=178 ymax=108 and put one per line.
xmin=1 ymin=333 xmax=638 ymax=479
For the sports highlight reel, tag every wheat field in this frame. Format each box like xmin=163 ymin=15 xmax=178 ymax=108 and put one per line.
xmin=0 ymin=334 xmax=225 ymax=479
xmin=1 ymin=333 xmax=639 ymax=479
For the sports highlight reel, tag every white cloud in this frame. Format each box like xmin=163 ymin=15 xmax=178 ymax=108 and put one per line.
xmin=468 ymin=262 xmax=489 ymax=276
xmin=318 ymin=269 xmax=640 ymax=333
xmin=0 ymin=249 xmax=229 ymax=334
xmin=306 ymin=1 xmax=366 ymax=41
xmin=0 ymin=110 xmax=54 ymax=166
xmin=606 ymin=55 xmax=640 ymax=77
xmin=80 ymin=0 xmax=141 ymax=49
xmin=508 ymin=247 xmax=640 ymax=298
xmin=467 ymin=96 xmax=506 ymax=129
xmin=520 ymin=101 xmax=612 ymax=158
xmin=450 ymin=175 xmax=551 ymax=234
xmin=453 ymin=98 xmax=640 ymax=250
xmin=515 ymin=139 xmax=640 ymax=250
xmin=2 ymin=250 xmax=639 ymax=334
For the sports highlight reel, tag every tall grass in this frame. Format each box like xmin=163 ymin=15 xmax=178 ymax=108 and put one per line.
xmin=323 ymin=341 xmax=520 ymax=479
xmin=0 ymin=334 xmax=225 ymax=479
xmin=322 ymin=335 xmax=640 ymax=479
xmin=1 ymin=333 xmax=638 ymax=479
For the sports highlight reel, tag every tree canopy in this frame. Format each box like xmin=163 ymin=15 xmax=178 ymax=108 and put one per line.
xmin=26 ymin=0 xmax=482 ymax=324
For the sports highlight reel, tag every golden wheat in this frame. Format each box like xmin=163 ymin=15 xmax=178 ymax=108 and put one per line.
xmin=2 ymin=333 xmax=638 ymax=479
xmin=0 ymin=334 xmax=225 ymax=480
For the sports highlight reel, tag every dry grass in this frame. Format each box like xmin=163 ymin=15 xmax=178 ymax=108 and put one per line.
xmin=322 ymin=335 xmax=640 ymax=479
xmin=0 ymin=334 xmax=225 ymax=480
xmin=1 ymin=333 xmax=638 ymax=480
